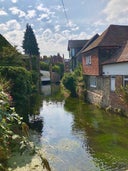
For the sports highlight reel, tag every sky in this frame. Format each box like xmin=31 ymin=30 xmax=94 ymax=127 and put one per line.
xmin=0 ymin=0 xmax=128 ymax=58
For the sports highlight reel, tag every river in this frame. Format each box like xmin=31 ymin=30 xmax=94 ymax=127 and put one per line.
xmin=29 ymin=84 xmax=128 ymax=171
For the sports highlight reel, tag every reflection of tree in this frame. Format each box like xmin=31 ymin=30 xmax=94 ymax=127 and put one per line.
xmin=64 ymin=97 xmax=128 ymax=170
xmin=43 ymin=84 xmax=64 ymax=102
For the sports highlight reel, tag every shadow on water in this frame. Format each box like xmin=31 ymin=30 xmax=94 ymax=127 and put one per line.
xmin=64 ymin=97 xmax=128 ymax=171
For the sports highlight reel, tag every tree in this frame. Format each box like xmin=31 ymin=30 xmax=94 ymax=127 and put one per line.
xmin=0 ymin=46 xmax=24 ymax=67
xmin=22 ymin=24 xmax=40 ymax=56
xmin=22 ymin=24 xmax=41 ymax=92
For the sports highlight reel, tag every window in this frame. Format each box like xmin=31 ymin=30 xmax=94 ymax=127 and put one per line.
xmin=71 ymin=48 xmax=75 ymax=57
xmin=90 ymin=76 xmax=96 ymax=88
xmin=111 ymin=76 xmax=115 ymax=91
xmin=123 ymin=76 xmax=128 ymax=87
xmin=86 ymin=56 xmax=91 ymax=65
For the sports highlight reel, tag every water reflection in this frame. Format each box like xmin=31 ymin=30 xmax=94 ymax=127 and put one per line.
xmin=32 ymin=85 xmax=128 ymax=171
xmin=64 ymin=97 xmax=128 ymax=171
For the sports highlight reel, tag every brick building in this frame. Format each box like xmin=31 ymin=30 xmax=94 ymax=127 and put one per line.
xmin=82 ymin=24 xmax=128 ymax=114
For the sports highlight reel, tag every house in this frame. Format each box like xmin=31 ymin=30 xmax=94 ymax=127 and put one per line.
xmin=102 ymin=41 xmax=128 ymax=112
xmin=51 ymin=53 xmax=64 ymax=64
xmin=76 ymin=34 xmax=99 ymax=65
xmin=68 ymin=40 xmax=88 ymax=70
xmin=82 ymin=24 xmax=128 ymax=113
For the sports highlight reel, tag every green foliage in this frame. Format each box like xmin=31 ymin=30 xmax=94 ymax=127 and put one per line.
xmin=0 ymin=83 xmax=50 ymax=171
xmin=116 ymin=85 xmax=128 ymax=104
xmin=55 ymin=63 xmax=64 ymax=78
xmin=40 ymin=61 xmax=49 ymax=71
xmin=0 ymin=34 xmax=12 ymax=52
xmin=0 ymin=83 xmax=22 ymax=169
xmin=62 ymin=65 xmax=84 ymax=97
xmin=0 ymin=66 xmax=33 ymax=121
xmin=0 ymin=46 xmax=25 ymax=67
xmin=22 ymin=24 xmax=40 ymax=56
xmin=62 ymin=72 xmax=77 ymax=97
xmin=52 ymin=65 xmax=60 ymax=73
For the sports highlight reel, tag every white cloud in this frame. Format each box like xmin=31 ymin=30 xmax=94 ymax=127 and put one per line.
xmin=53 ymin=5 xmax=63 ymax=12
xmin=6 ymin=20 xmax=21 ymax=30
xmin=36 ymin=3 xmax=49 ymax=13
xmin=0 ymin=9 xmax=8 ymax=16
xmin=0 ymin=23 xmax=8 ymax=31
xmin=37 ymin=13 xmax=49 ymax=21
xmin=11 ymin=0 xmax=18 ymax=3
xmin=26 ymin=10 xmax=36 ymax=19
xmin=67 ymin=20 xmax=79 ymax=31
xmin=54 ymin=25 xmax=61 ymax=32
xmin=9 ymin=7 xmax=26 ymax=17
xmin=0 ymin=20 xmax=21 ymax=32
xmin=4 ymin=29 xmax=24 ymax=52
xmin=103 ymin=0 xmax=128 ymax=23
xmin=36 ymin=3 xmax=55 ymax=18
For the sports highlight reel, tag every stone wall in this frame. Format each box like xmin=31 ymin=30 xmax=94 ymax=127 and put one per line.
xmin=85 ymin=76 xmax=110 ymax=107
xmin=85 ymin=75 xmax=128 ymax=114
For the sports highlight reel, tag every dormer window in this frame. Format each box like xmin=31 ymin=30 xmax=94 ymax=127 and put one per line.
xmin=86 ymin=56 xmax=91 ymax=65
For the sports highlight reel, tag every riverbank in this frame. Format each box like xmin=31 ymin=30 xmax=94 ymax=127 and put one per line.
xmin=8 ymin=152 xmax=47 ymax=171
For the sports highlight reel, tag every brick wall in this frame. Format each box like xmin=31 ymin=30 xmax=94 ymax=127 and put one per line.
xmin=82 ymin=49 xmax=99 ymax=76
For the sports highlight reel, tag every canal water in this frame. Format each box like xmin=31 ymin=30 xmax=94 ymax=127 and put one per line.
xmin=31 ymin=84 xmax=128 ymax=171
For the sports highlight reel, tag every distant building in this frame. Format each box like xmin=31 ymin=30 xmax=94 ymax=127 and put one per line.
xmin=64 ymin=59 xmax=70 ymax=72
xmin=67 ymin=40 xmax=88 ymax=70
xmin=51 ymin=53 xmax=64 ymax=64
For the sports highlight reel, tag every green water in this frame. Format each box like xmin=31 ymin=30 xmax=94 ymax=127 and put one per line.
xmin=30 ymin=85 xmax=128 ymax=171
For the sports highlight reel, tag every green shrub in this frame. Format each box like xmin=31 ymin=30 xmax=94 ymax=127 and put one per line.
xmin=0 ymin=66 xmax=33 ymax=121
xmin=62 ymin=72 xmax=77 ymax=97
xmin=40 ymin=61 xmax=49 ymax=71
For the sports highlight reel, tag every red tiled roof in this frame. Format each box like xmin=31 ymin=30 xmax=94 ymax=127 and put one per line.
xmin=102 ymin=41 xmax=128 ymax=65
xmin=82 ymin=24 xmax=128 ymax=53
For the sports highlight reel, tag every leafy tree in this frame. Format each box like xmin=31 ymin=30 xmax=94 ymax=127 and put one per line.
xmin=40 ymin=61 xmax=49 ymax=71
xmin=0 ymin=34 xmax=12 ymax=52
xmin=22 ymin=24 xmax=41 ymax=92
xmin=52 ymin=65 xmax=60 ymax=73
xmin=0 ymin=46 xmax=24 ymax=67
xmin=22 ymin=24 xmax=40 ymax=56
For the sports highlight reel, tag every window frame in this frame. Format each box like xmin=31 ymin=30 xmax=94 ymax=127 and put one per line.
xmin=90 ymin=76 xmax=97 ymax=88
xmin=86 ymin=56 xmax=91 ymax=65
xmin=123 ymin=75 xmax=128 ymax=87
xmin=110 ymin=76 xmax=116 ymax=92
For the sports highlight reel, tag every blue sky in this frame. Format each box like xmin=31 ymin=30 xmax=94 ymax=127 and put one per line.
xmin=0 ymin=0 xmax=128 ymax=58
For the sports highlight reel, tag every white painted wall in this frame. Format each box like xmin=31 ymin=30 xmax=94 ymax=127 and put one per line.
xmin=102 ymin=63 xmax=128 ymax=75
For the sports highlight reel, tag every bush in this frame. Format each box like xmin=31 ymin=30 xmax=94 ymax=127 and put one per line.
xmin=0 ymin=66 xmax=33 ymax=121
xmin=40 ymin=61 xmax=49 ymax=71
xmin=62 ymin=72 xmax=77 ymax=97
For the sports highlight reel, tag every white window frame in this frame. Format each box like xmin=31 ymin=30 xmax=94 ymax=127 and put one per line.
xmin=123 ymin=75 xmax=128 ymax=87
xmin=111 ymin=76 xmax=116 ymax=91
xmin=90 ymin=76 xmax=97 ymax=88
xmin=86 ymin=56 xmax=91 ymax=65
